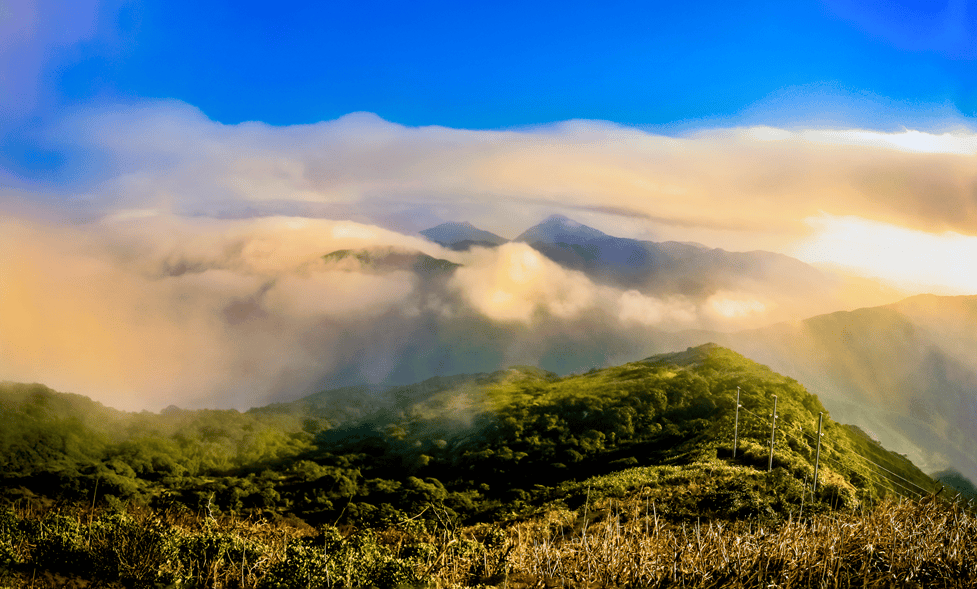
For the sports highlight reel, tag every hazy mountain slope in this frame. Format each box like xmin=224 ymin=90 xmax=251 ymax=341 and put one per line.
xmin=887 ymin=294 xmax=977 ymax=365
xmin=514 ymin=214 xmax=829 ymax=296
xmin=420 ymin=221 xmax=508 ymax=249
xmin=515 ymin=214 xmax=657 ymax=285
xmin=933 ymin=468 xmax=977 ymax=500
xmin=322 ymin=246 xmax=460 ymax=275
xmin=670 ymin=295 xmax=977 ymax=484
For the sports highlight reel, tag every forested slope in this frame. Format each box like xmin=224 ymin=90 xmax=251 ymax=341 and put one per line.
xmin=0 ymin=344 xmax=939 ymax=526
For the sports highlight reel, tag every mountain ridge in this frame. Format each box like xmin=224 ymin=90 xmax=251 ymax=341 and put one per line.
xmin=669 ymin=294 xmax=977 ymax=484
xmin=514 ymin=213 xmax=611 ymax=243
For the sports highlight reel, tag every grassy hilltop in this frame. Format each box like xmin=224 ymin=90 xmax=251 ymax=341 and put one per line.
xmin=1 ymin=343 xmax=939 ymax=523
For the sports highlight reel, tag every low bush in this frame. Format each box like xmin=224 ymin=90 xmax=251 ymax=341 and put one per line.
xmin=89 ymin=511 xmax=179 ymax=586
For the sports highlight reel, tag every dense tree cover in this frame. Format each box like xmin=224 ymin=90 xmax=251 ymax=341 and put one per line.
xmin=0 ymin=345 xmax=940 ymax=531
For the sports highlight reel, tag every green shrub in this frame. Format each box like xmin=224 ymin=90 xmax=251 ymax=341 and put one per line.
xmin=178 ymin=524 xmax=267 ymax=587
xmin=89 ymin=511 xmax=179 ymax=587
xmin=0 ymin=539 xmax=15 ymax=569
xmin=261 ymin=526 xmax=427 ymax=589
xmin=818 ymin=479 xmax=859 ymax=510
xmin=32 ymin=512 xmax=89 ymax=576
xmin=260 ymin=540 xmax=331 ymax=589
xmin=0 ymin=508 xmax=20 ymax=568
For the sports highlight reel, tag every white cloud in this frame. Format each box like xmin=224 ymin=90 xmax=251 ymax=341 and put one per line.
xmin=802 ymin=128 xmax=977 ymax=154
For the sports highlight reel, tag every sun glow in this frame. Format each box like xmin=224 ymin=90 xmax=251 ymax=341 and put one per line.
xmin=794 ymin=214 xmax=977 ymax=294
xmin=803 ymin=129 xmax=977 ymax=154
xmin=706 ymin=292 xmax=768 ymax=319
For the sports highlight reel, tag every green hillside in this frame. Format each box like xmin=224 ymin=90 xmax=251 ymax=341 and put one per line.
xmin=700 ymin=295 xmax=977 ymax=484
xmin=0 ymin=345 xmax=939 ymax=526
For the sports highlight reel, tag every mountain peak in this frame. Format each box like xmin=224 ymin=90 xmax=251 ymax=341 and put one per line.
xmin=541 ymin=213 xmax=576 ymax=224
xmin=433 ymin=220 xmax=476 ymax=229
xmin=538 ymin=214 xmax=590 ymax=229
xmin=515 ymin=215 xmax=608 ymax=244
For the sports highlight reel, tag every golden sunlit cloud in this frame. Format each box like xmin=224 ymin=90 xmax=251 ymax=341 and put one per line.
xmin=449 ymin=244 xmax=598 ymax=323
xmin=0 ymin=214 xmax=449 ymax=410
xmin=53 ymin=103 xmax=977 ymax=253
xmin=616 ymin=290 xmax=697 ymax=327
xmin=705 ymin=291 xmax=770 ymax=320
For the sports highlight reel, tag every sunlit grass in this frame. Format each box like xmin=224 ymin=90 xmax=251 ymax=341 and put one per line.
xmin=2 ymin=492 xmax=974 ymax=588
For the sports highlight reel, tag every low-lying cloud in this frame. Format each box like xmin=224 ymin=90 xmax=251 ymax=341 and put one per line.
xmin=0 ymin=213 xmax=440 ymax=410
xmin=451 ymin=244 xmax=600 ymax=323
xmin=3 ymin=102 xmax=977 ymax=410
xmin=0 ymin=208 xmax=904 ymax=411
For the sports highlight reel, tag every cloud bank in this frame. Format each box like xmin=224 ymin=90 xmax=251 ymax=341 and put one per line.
xmin=3 ymin=102 xmax=977 ymax=409
xmin=0 ymin=213 xmax=766 ymax=411
xmin=38 ymin=101 xmax=977 ymax=259
xmin=0 ymin=214 xmax=437 ymax=410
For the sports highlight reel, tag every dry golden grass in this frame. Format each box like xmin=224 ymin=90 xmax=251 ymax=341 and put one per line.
xmin=3 ymin=495 xmax=975 ymax=588
xmin=476 ymin=496 xmax=977 ymax=589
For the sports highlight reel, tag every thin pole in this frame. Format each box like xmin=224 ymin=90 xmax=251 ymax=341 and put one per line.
xmin=768 ymin=395 xmax=778 ymax=472
xmin=733 ymin=386 xmax=741 ymax=458
xmin=813 ymin=412 xmax=823 ymax=492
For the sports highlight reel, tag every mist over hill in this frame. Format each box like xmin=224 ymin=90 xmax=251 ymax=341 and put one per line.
xmin=438 ymin=215 xmax=862 ymax=309
xmin=412 ymin=219 xmax=977 ymax=486
xmin=2 ymin=212 xmax=972 ymax=489
xmin=322 ymin=246 xmax=460 ymax=276
xmin=677 ymin=295 xmax=977 ymax=483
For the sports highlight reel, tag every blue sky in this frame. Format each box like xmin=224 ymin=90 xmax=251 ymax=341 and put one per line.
xmin=80 ymin=1 xmax=977 ymax=128
xmin=93 ymin=0 xmax=876 ymax=127
xmin=3 ymin=0 xmax=976 ymax=191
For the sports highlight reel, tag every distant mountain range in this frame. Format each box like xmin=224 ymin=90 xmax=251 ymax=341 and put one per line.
xmin=417 ymin=216 xmax=895 ymax=329
xmin=514 ymin=214 xmax=833 ymax=298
